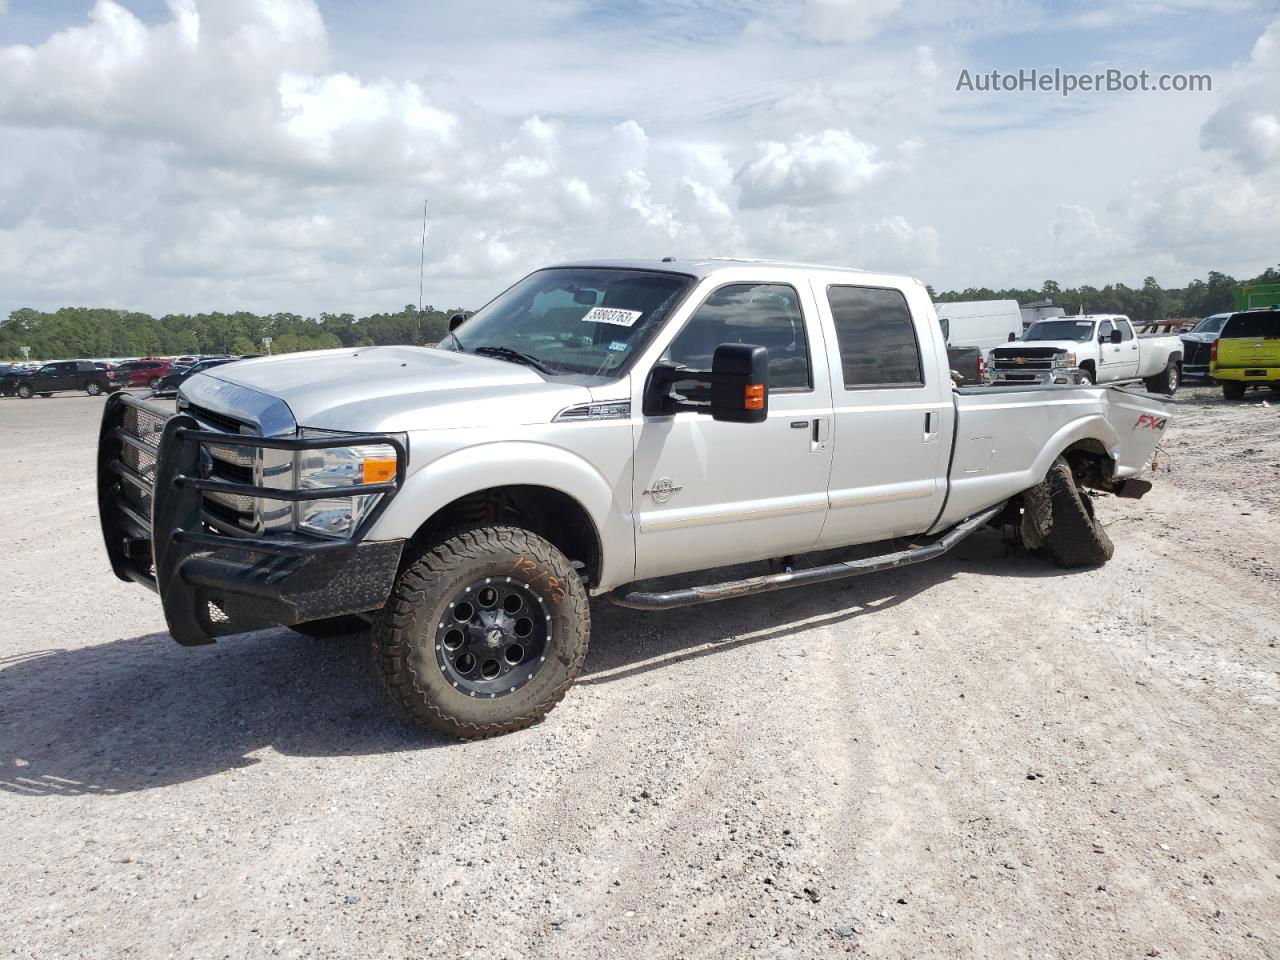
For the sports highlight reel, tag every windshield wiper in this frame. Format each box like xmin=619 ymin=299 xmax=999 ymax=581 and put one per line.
xmin=472 ymin=346 xmax=558 ymax=376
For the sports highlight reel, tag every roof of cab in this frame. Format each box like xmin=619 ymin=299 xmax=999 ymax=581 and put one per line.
xmin=550 ymin=257 xmax=920 ymax=286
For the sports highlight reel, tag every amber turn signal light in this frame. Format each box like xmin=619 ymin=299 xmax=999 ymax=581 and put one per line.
xmin=744 ymin=384 xmax=765 ymax=411
xmin=362 ymin=457 xmax=397 ymax=485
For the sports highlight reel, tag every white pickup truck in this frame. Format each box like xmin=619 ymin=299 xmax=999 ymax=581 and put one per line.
xmin=989 ymin=314 xmax=1183 ymax=394
xmin=97 ymin=259 xmax=1172 ymax=738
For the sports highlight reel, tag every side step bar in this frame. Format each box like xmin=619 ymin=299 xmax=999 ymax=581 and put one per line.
xmin=609 ymin=503 xmax=1005 ymax=611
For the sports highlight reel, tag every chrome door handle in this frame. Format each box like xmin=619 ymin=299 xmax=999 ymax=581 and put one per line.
xmin=811 ymin=416 xmax=830 ymax=454
xmin=923 ymin=410 xmax=939 ymax=444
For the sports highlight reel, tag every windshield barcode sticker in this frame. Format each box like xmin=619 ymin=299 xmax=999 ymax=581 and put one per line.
xmin=582 ymin=306 xmax=643 ymax=327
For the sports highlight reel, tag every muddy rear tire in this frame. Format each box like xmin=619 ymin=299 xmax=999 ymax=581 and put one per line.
xmin=1221 ymin=381 xmax=1246 ymax=401
xmin=372 ymin=526 xmax=590 ymax=739
xmin=1020 ymin=456 xmax=1114 ymax=568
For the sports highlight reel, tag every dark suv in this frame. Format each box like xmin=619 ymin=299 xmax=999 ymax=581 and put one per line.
xmin=12 ymin=361 xmax=124 ymax=398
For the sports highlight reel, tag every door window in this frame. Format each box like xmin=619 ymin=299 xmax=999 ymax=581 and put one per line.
xmin=663 ymin=283 xmax=811 ymax=391
xmin=827 ymin=286 xmax=923 ymax=388
xmin=1098 ymin=320 xmax=1115 ymax=340
xmin=1118 ymin=321 xmax=1134 ymax=341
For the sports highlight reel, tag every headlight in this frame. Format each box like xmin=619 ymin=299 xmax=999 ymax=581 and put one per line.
xmin=295 ymin=431 xmax=403 ymax=539
xmin=1055 ymin=351 xmax=1077 ymax=368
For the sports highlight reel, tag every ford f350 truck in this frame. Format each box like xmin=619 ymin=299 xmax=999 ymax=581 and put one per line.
xmin=990 ymin=315 xmax=1183 ymax=394
xmin=97 ymin=259 xmax=1172 ymax=738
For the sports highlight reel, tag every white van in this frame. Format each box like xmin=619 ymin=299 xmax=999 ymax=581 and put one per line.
xmin=935 ymin=300 xmax=1023 ymax=354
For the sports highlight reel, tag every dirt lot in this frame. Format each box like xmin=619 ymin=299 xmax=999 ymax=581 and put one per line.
xmin=1 ymin=387 xmax=1277 ymax=959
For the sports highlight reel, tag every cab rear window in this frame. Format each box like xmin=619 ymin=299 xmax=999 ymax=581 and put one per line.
xmin=1222 ymin=311 xmax=1280 ymax=339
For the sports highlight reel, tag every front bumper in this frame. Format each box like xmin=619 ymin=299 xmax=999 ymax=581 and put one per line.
xmin=97 ymin=392 xmax=406 ymax=646
xmin=990 ymin=367 xmax=1081 ymax=386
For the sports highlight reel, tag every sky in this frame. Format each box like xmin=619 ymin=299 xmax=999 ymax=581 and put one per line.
xmin=0 ymin=0 xmax=1276 ymax=319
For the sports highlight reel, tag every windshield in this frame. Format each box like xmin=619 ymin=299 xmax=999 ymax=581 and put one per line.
xmin=1193 ymin=316 xmax=1227 ymax=334
xmin=441 ymin=267 xmax=694 ymax=377
xmin=1023 ymin=319 xmax=1096 ymax=342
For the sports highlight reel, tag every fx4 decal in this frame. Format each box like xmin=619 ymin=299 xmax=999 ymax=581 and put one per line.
xmin=1135 ymin=414 xmax=1167 ymax=431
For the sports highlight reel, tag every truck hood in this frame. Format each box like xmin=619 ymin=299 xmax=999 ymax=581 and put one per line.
xmin=192 ymin=345 xmax=595 ymax=433
xmin=1180 ymin=331 xmax=1218 ymax=344
xmin=992 ymin=342 xmax=1077 ymax=354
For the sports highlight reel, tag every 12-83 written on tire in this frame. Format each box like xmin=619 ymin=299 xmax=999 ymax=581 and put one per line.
xmin=372 ymin=526 xmax=590 ymax=739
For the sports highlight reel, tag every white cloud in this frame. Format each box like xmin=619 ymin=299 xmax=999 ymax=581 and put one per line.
xmin=803 ymin=0 xmax=904 ymax=43
xmin=735 ymin=130 xmax=886 ymax=208
xmin=1200 ymin=16 xmax=1280 ymax=172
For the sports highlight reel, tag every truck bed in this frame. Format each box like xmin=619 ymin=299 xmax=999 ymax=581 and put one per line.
xmin=934 ymin=383 xmax=1171 ymax=530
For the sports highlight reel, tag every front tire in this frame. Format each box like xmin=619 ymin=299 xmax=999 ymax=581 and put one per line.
xmin=1079 ymin=367 xmax=1095 ymax=385
xmin=1221 ymin=380 xmax=1246 ymax=401
xmin=148 ymin=377 xmax=162 ymax=389
xmin=1020 ymin=456 xmax=1114 ymax=568
xmin=372 ymin=526 xmax=590 ymax=739
xmin=1144 ymin=360 xmax=1179 ymax=396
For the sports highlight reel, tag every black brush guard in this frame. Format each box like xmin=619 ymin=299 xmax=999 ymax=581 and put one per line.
xmin=97 ymin=392 xmax=406 ymax=646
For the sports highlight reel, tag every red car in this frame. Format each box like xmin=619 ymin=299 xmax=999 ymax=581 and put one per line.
xmin=117 ymin=358 xmax=178 ymax=389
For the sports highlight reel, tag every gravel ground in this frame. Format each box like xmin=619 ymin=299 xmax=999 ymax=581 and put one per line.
xmin=1 ymin=386 xmax=1278 ymax=959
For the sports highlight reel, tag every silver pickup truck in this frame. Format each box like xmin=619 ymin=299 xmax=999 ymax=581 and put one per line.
xmin=97 ymin=259 xmax=1172 ymax=738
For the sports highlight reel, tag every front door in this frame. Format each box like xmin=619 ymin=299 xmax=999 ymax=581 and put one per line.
xmin=1096 ymin=320 xmax=1124 ymax=381
xmin=632 ymin=280 xmax=834 ymax=581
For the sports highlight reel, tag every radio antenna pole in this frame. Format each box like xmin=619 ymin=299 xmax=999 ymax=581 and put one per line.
xmin=418 ymin=199 xmax=428 ymax=316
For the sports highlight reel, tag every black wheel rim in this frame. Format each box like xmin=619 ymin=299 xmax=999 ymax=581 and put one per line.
xmin=435 ymin=575 xmax=552 ymax=699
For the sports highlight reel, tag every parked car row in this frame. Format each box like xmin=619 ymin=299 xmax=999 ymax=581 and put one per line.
xmin=1 ymin=354 xmax=257 ymax=399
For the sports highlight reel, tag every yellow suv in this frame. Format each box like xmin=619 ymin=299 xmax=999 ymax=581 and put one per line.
xmin=1211 ymin=309 xmax=1280 ymax=400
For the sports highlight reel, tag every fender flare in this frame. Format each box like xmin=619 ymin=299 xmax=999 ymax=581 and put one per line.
xmin=1032 ymin=414 xmax=1121 ymax=484
xmin=368 ymin=440 xmax=634 ymax=589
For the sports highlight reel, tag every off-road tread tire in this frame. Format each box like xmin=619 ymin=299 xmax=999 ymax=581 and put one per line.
xmin=288 ymin=614 xmax=369 ymax=637
xmin=1020 ymin=456 xmax=1114 ymax=568
xmin=1144 ymin=360 xmax=1179 ymax=396
xmin=1221 ymin=381 xmax=1246 ymax=401
xmin=372 ymin=526 xmax=590 ymax=740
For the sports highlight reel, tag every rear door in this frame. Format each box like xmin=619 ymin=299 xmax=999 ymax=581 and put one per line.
xmin=631 ymin=278 xmax=834 ymax=580
xmin=812 ymin=280 xmax=952 ymax=547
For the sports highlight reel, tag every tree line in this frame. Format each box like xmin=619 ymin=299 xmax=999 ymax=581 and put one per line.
xmin=930 ymin=265 xmax=1279 ymax=326
xmin=0 ymin=304 xmax=467 ymax=362
xmin=2 ymin=263 xmax=1276 ymax=361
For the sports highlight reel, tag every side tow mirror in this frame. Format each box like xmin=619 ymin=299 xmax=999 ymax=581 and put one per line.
xmin=709 ymin=343 xmax=769 ymax=424
xmin=448 ymin=312 xmax=469 ymax=332
xmin=644 ymin=342 xmax=769 ymax=423
xmin=1110 ymin=329 xmax=1122 ymax=344
xmin=1008 ymin=332 xmax=1017 ymax=342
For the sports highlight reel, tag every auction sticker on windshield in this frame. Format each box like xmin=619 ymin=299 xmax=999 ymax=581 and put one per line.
xmin=582 ymin=306 xmax=643 ymax=327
